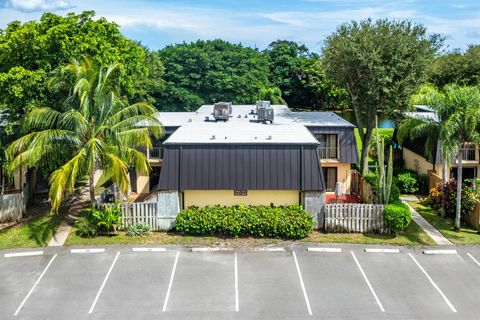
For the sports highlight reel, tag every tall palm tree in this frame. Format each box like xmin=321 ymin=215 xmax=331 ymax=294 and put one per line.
xmin=7 ymin=58 xmax=163 ymax=212
xmin=406 ymin=84 xmax=480 ymax=232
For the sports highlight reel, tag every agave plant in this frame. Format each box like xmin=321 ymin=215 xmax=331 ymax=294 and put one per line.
xmin=7 ymin=58 xmax=163 ymax=212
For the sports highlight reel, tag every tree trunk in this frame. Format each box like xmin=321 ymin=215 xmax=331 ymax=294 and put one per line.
xmin=360 ymin=129 xmax=373 ymax=176
xmin=440 ymin=158 xmax=447 ymax=218
xmin=89 ymin=171 xmax=96 ymax=207
xmin=454 ymin=149 xmax=462 ymax=232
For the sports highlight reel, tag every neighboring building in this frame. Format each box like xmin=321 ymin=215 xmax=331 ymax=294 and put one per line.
xmin=396 ymin=107 xmax=480 ymax=181
xmin=129 ymin=103 xmax=359 ymax=209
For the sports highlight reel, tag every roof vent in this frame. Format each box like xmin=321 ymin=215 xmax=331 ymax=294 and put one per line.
xmin=204 ymin=116 xmax=210 ymax=122
xmin=237 ymin=115 xmax=241 ymax=118
xmin=267 ymin=135 xmax=272 ymax=140
xmin=244 ymin=114 xmax=248 ymax=118
xmin=210 ymin=135 xmax=216 ymax=140
xmin=213 ymin=102 xmax=232 ymax=121
xmin=188 ymin=118 xmax=192 ymax=122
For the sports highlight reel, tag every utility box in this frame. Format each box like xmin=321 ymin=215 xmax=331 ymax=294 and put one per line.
xmin=213 ymin=102 xmax=232 ymax=121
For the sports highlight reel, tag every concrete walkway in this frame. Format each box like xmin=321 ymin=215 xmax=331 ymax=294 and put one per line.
xmin=401 ymin=196 xmax=452 ymax=245
xmin=47 ymin=222 xmax=72 ymax=247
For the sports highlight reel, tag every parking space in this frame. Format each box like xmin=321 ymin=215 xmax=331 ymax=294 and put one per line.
xmin=2 ymin=245 xmax=480 ymax=320
xmin=0 ymin=253 xmax=54 ymax=319
xmin=166 ymin=251 xmax=235 ymax=313
xmin=296 ymin=249 xmax=386 ymax=319
xmin=90 ymin=250 xmax=178 ymax=319
xmin=15 ymin=251 xmax=115 ymax=320
xmin=354 ymin=250 xmax=455 ymax=319
xmin=413 ymin=250 xmax=480 ymax=320
xmin=237 ymin=251 xmax=309 ymax=319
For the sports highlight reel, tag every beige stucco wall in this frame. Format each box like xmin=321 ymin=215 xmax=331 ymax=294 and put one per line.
xmin=137 ymin=170 xmax=150 ymax=194
xmin=320 ymin=161 xmax=351 ymax=194
xmin=403 ymin=147 xmax=435 ymax=175
xmin=183 ymin=190 xmax=299 ymax=208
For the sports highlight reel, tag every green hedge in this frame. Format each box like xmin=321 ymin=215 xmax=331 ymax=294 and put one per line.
xmin=383 ymin=203 xmax=411 ymax=231
xmin=175 ymin=205 xmax=314 ymax=239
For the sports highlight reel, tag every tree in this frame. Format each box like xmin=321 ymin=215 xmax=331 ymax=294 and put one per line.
xmin=428 ymin=45 xmax=480 ymax=88
xmin=158 ymin=39 xmax=270 ymax=111
xmin=322 ymin=19 xmax=442 ymax=175
xmin=265 ymin=40 xmax=347 ymax=110
xmin=7 ymin=58 xmax=163 ymax=212
xmin=0 ymin=11 xmax=160 ymax=124
xmin=409 ymin=84 xmax=480 ymax=231
xmin=258 ymin=87 xmax=286 ymax=105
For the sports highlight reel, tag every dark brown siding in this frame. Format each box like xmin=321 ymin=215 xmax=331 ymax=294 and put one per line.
xmin=307 ymin=126 xmax=359 ymax=164
xmin=158 ymin=144 xmax=325 ymax=191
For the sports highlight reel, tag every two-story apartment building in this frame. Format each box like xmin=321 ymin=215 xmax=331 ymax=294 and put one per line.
xmin=128 ymin=103 xmax=359 ymax=209
xmin=397 ymin=107 xmax=480 ymax=181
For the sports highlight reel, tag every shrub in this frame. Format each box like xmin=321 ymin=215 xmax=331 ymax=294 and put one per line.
xmin=423 ymin=179 xmax=477 ymax=218
xmin=175 ymin=205 xmax=313 ymax=239
xmin=126 ymin=223 xmax=151 ymax=237
xmin=389 ymin=181 xmax=401 ymax=204
xmin=396 ymin=171 xmax=418 ymax=194
xmin=74 ymin=215 xmax=98 ymax=238
xmin=74 ymin=204 xmax=123 ymax=238
xmin=364 ymin=172 xmax=377 ymax=186
xmin=383 ymin=203 xmax=411 ymax=231
xmin=417 ymin=174 xmax=429 ymax=195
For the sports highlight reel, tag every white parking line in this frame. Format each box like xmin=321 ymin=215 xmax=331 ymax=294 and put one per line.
xmin=350 ymin=251 xmax=385 ymax=312
xmin=423 ymin=249 xmax=457 ymax=255
xmin=234 ymin=252 xmax=239 ymax=312
xmin=408 ymin=253 xmax=457 ymax=313
xmin=307 ymin=247 xmax=342 ymax=253
xmin=5 ymin=251 xmax=44 ymax=258
xmin=365 ymin=248 xmax=400 ymax=253
xmin=14 ymin=254 xmax=57 ymax=316
xmin=162 ymin=251 xmax=180 ymax=312
xmin=88 ymin=251 xmax=120 ymax=314
xmin=71 ymin=248 xmax=105 ymax=254
xmin=254 ymin=247 xmax=286 ymax=252
xmin=132 ymin=247 xmax=166 ymax=252
xmin=467 ymin=253 xmax=480 ymax=267
xmin=292 ymin=251 xmax=312 ymax=316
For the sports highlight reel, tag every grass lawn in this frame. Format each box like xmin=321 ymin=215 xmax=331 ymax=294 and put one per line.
xmin=0 ymin=213 xmax=64 ymax=250
xmin=354 ymin=128 xmax=394 ymax=163
xmin=65 ymin=219 xmax=435 ymax=247
xmin=409 ymin=201 xmax=480 ymax=244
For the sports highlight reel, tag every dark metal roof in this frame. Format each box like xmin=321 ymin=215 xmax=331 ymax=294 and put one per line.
xmin=158 ymin=144 xmax=325 ymax=191
xmin=307 ymin=126 xmax=359 ymax=164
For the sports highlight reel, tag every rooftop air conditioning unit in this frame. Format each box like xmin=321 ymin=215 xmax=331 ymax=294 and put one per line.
xmin=213 ymin=102 xmax=232 ymax=121
xmin=256 ymin=100 xmax=274 ymax=123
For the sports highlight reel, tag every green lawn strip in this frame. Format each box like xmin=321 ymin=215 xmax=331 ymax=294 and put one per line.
xmin=303 ymin=220 xmax=435 ymax=246
xmin=65 ymin=220 xmax=433 ymax=247
xmin=0 ymin=213 xmax=64 ymax=250
xmin=408 ymin=201 xmax=480 ymax=244
xmin=354 ymin=128 xmax=394 ymax=164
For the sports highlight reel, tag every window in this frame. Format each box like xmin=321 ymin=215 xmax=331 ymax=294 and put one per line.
xmin=234 ymin=190 xmax=248 ymax=196
xmin=322 ymin=167 xmax=337 ymax=192
xmin=317 ymin=134 xmax=338 ymax=159
xmin=129 ymin=169 xmax=137 ymax=193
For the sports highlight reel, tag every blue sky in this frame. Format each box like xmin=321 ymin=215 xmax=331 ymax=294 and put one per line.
xmin=1 ymin=0 xmax=479 ymax=52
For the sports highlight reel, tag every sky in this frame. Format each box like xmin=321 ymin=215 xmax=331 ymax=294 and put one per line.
xmin=1 ymin=0 xmax=479 ymax=52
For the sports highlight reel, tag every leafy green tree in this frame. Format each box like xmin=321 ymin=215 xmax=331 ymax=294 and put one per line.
xmin=429 ymin=45 xmax=480 ymax=88
xmin=410 ymin=84 xmax=480 ymax=231
xmin=0 ymin=11 xmax=161 ymax=124
xmin=258 ymin=87 xmax=286 ymax=105
xmin=7 ymin=58 xmax=163 ymax=212
xmin=158 ymin=39 xmax=270 ymax=111
xmin=322 ymin=19 xmax=442 ymax=175
xmin=265 ymin=40 xmax=347 ymax=110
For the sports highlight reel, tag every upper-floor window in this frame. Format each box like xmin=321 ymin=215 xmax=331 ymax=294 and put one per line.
xmin=317 ymin=134 xmax=338 ymax=160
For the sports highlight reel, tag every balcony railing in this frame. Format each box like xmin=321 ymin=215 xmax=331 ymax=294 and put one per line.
xmin=319 ymin=147 xmax=338 ymax=160
xmin=460 ymin=144 xmax=477 ymax=161
xmin=147 ymin=146 xmax=164 ymax=160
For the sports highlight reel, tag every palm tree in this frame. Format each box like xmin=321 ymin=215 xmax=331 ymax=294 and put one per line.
xmin=406 ymin=84 xmax=480 ymax=232
xmin=7 ymin=58 xmax=163 ymax=212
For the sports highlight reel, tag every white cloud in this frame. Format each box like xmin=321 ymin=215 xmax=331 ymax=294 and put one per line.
xmin=7 ymin=0 xmax=73 ymax=12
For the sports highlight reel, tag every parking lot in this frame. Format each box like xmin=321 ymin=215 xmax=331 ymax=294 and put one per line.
xmin=1 ymin=244 xmax=480 ymax=320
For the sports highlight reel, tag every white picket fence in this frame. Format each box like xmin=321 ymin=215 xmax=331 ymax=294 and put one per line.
xmin=102 ymin=202 xmax=177 ymax=231
xmin=324 ymin=203 xmax=388 ymax=233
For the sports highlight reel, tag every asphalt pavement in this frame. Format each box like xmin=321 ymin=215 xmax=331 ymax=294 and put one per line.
xmin=1 ymin=244 xmax=480 ymax=320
